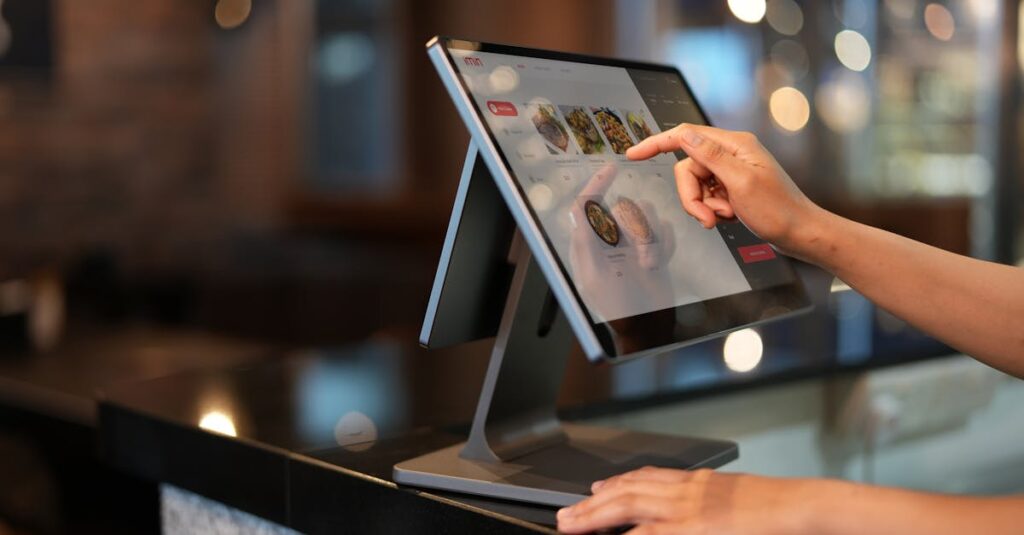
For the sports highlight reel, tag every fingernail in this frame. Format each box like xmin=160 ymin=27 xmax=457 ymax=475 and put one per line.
xmin=681 ymin=129 xmax=704 ymax=147
xmin=557 ymin=507 xmax=574 ymax=519
xmin=591 ymin=480 xmax=606 ymax=491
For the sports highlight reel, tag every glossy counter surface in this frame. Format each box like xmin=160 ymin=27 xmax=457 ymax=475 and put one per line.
xmin=98 ymin=341 xmax=574 ymax=533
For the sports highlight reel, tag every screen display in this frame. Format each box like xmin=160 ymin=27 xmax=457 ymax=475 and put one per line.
xmin=449 ymin=47 xmax=795 ymax=325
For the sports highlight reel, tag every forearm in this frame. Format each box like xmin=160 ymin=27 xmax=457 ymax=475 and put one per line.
xmin=795 ymin=208 xmax=1024 ymax=377
xmin=811 ymin=480 xmax=1024 ymax=535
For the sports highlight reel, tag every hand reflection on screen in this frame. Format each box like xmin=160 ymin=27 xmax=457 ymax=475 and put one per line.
xmin=568 ymin=164 xmax=679 ymax=353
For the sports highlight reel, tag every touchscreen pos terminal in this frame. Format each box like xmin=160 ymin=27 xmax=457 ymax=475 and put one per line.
xmin=393 ymin=37 xmax=811 ymax=507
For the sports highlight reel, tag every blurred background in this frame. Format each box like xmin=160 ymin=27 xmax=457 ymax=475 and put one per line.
xmin=3 ymin=0 xmax=1021 ymax=379
xmin=1 ymin=0 xmax=1024 ymax=533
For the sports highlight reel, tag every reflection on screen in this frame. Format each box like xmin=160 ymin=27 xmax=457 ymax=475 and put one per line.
xmin=451 ymin=49 xmax=791 ymax=324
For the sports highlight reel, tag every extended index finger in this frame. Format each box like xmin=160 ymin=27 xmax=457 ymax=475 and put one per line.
xmin=625 ymin=128 xmax=685 ymax=160
xmin=627 ymin=124 xmax=746 ymax=161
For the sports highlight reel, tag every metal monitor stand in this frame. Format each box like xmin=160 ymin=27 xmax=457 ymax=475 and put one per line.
xmin=393 ymin=144 xmax=738 ymax=508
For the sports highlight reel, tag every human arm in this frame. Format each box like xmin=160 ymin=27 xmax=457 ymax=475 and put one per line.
xmin=558 ymin=127 xmax=1024 ymax=534
xmin=556 ymin=467 xmax=1024 ymax=535
xmin=626 ymin=124 xmax=1024 ymax=377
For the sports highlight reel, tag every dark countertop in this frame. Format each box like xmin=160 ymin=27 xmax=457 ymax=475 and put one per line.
xmin=98 ymin=340 xmax=572 ymax=533
xmin=0 ymin=324 xmax=271 ymax=425
xmin=99 ymin=333 xmax=802 ymax=533
xmin=0 ymin=324 xmax=275 ymax=534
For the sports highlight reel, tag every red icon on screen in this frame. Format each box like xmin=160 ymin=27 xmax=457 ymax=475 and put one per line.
xmin=486 ymin=101 xmax=518 ymax=116
xmin=738 ymin=244 xmax=777 ymax=264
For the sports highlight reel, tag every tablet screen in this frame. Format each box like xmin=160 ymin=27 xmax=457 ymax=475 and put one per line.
xmin=449 ymin=46 xmax=795 ymax=324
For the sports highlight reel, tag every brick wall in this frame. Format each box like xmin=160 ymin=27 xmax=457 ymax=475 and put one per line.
xmin=0 ymin=0 xmax=295 ymax=276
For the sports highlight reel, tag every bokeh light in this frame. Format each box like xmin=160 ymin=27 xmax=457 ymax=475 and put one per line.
xmin=766 ymin=0 xmax=803 ymax=35
xmin=728 ymin=0 xmax=767 ymax=24
xmin=834 ymin=30 xmax=872 ymax=72
xmin=816 ymin=71 xmax=871 ymax=133
xmin=723 ymin=328 xmax=763 ymax=373
xmin=214 ymin=0 xmax=252 ymax=30
xmin=334 ymin=411 xmax=378 ymax=452
xmin=319 ymin=33 xmax=375 ymax=85
xmin=924 ymin=3 xmax=956 ymax=41
xmin=199 ymin=411 xmax=238 ymax=437
xmin=769 ymin=86 xmax=810 ymax=132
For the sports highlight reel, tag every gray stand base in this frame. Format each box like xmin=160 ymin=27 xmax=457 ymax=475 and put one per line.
xmin=397 ymin=143 xmax=738 ymax=507
xmin=394 ymin=423 xmax=737 ymax=507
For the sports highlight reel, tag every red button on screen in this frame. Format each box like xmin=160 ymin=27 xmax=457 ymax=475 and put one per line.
xmin=738 ymin=244 xmax=777 ymax=264
xmin=486 ymin=100 xmax=518 ymax=116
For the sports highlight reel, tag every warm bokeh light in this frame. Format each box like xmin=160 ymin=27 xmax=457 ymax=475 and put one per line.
xmin=199 ymin=411 xmax=238 ymax=437
xmin=834 ymin=30 xmax=872 ymax=72
xmin=816 ymin=71 xmax=871 ymax=133
xmin=27 ymin=274 xmax=64 ymax=353
xmin=769 ymin=86 xmax=810 ymax=132
xmin=214 ymin=0 xmax=252 ymax=30
xmin=924 ymin=3 xmax=955 ymax=41
xmin=728 ymin=0 xmax=767 ymax=24
xmin=766 ymin=0 xmax=803 ymax=35
xmin=723 ymin=328 xmax=763 ymax=373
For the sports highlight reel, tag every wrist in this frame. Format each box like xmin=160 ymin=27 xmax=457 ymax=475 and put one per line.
xmin=784 ymin=204 xmax=843 ymax=267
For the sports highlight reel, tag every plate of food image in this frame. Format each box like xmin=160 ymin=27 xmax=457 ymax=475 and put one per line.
xmin=590 ymin=107 xmax=635 ymax=154
xmin=625 ymin=111 xmax=654 ymax=142
xmin=559 ymin=105 xmax=607 ymax=155
xmin=584 ymin=200 xmax=620 ymax=246
xmin=530 ymin=104 xmax=572 ymax=153
xmin=612 ymin=197 xmax=655 ymax=245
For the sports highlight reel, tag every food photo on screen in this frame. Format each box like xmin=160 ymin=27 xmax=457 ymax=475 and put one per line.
xmin=560 ymin=105 xmax=607 ymax=155
xmin=528 ymin=102 xmax=575 ymax=155
xmin=625 ymin=110 xmax=655 ymax=142
xmin=612 ymin=197 xmax=657 ymax=246
xmin=590 ymin=107 xmax=635 ymax=154
xmin=583 ymin=199 xmax=621 ymax=247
